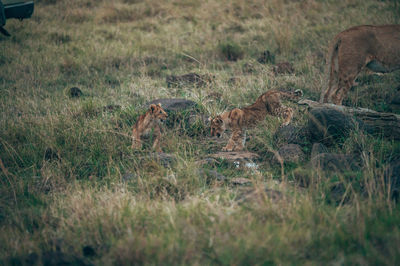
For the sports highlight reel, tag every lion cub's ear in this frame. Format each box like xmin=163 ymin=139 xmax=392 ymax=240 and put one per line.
xmin=149 ymin=104 xmax=157 ymax=113
xmin=157 ymin=103 xmax=162 ymax=107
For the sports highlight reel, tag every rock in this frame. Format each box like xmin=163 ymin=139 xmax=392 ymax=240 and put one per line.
xmin=273 ymin=125 xmax=308 ymax=146
xmin=198 ymin=169 xmax=227 ymax=183
xmin=231 ymin=177 xmax=252 ymax=185
xmin=310 ymin=143 xmax=329 ymax=159
xmin=274 ymin=144 xmax=305 ymax=164
xmin=273 ymin=62 xmax=294 ymax=75
xmin=307 ymin=107 xmax=356 ymax=145
xmin=311 ymin=153 xmax=361 ymax=172
xmin=69 ymin=87 xmax=82 ymax=98
xmin=166 ymin=73 xmax=213 ymax=87
xmin=257 ymin=50 xmax=275 ymax=64
xmin=147 ymin=98 xmax=197 ymax=112
xmin=82 ymin=245 xmax=96 ymax=257
xmin=209 ymin=151 xmax=260 ymax=161
xmin=147 ymin=152 xmax=177 ymax=167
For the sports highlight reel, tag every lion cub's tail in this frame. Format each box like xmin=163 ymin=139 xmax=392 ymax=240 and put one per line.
xmin=279 ymin=89 xmax=303 ymax=101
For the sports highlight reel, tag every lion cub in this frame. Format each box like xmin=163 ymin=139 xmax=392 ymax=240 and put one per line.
xmin=210 ymin=90 xmax=302 ymax=152
xmin=132 ymin=103 xmax=167 ymax=152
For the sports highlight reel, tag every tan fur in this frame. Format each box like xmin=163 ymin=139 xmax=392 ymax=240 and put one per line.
xmin=132 ymin=103 xmax=167 ymax=152
xmin=321 ymin=25 xmax=400 ymax=105
xmin=210 ymin=90 xmax=302 ymax=151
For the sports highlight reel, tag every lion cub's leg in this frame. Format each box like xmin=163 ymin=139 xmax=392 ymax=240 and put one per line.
xmin=132 ymin=128 xmax=142 ymax=150
xmin=151 ymin=126 xmax=162 ymax=152
xmin=223 ymin=129 xmax=244 ymax=151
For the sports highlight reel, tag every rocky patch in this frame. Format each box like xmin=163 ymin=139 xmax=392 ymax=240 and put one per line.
xmin=311 ymin=153 xmax=361 ymax=172
xmin=307 ymin=107 xmax=356 ymax=145
xmin=274 ymin=144 xmax=305 ymax=164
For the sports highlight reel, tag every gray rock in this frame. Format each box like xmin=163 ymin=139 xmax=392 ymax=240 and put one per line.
xmin=275 ymin=144 xmax=305 ymax=164
xmin=311 ymin=143 xmax=329 ymax=159
xmin=198 ymin=169 xmax=227 ymax=183
xmin=69 ymin=87 xmax=82 ymax=98
xmin=311 ymin=153 xmax=361 ymax=172
xmin=147 ymin=98 xmax=197 ymax=112
xmin=307 ymin=107 xmax=356 ymax=145
xmin=273 ymin=125 xmax=308 ymax=146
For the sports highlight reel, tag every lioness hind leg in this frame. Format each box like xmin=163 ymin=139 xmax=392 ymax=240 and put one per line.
xmin=333 ymin=48 xmax=367 ymax=105
xmin=333 ymin=71 xmax=361 ymax=105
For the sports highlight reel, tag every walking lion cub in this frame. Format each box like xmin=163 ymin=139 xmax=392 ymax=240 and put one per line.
xmin=210 ymin=90 xmax=302 ymax=151
xmin=132 ymin=103 xmax=167 ymax=152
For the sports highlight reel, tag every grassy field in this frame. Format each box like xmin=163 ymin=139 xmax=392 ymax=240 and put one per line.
xmin=1 ymin=0 xmax=400 ymax=264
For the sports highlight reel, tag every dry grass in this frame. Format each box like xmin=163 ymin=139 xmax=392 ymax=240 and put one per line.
xmin=1 ymin=0 xmax=400 ymax=264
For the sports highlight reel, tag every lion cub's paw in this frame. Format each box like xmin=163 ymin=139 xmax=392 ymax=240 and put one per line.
xmin=222 ymin=146 xmax=234 ymax=152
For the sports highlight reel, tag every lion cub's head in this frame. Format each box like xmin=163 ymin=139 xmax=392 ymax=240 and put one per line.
xmin=210 ymin=115 xmax=225 ymax=138
xmin=149 ymin=103 xmax=167 ymax=122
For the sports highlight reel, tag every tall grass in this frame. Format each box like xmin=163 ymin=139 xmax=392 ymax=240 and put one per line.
xmin=1 ymin=0 xmax=399 ymax=264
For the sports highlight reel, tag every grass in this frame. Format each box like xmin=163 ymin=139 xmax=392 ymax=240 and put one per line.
xmin=1 ymin=0 xmax=400 ymax=264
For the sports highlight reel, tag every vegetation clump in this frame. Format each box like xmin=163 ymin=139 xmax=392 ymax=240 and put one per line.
xmin=0 ymin=0 xmax=400 ymax=265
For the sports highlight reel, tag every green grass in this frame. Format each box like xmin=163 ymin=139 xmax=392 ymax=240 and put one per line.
xmin=1 ymin=0 xmax=400 ymax=265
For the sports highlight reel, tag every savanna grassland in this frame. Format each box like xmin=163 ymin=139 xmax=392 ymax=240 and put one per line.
xmin=1 ymin=0 xmax=400 ymax=264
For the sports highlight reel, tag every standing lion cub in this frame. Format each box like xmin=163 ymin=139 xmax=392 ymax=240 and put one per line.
xmin=132 ymin=103 xmax=167 ymax=152
xmin=321 ymin=25 xmax=400 ymax=105
xmin=210 ymin=90 xmax=302 ymax=152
